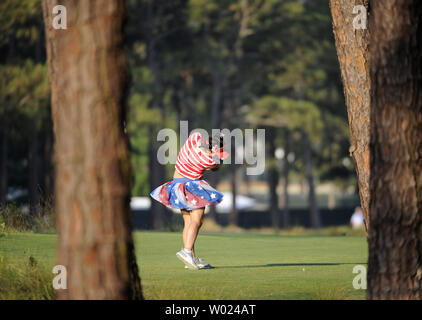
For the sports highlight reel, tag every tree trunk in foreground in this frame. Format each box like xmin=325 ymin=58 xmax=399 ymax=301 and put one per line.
xmin=367 ymin=0 xmax=422 ymax=300
xmin=42 ymin=0 xmax=143 ymax=299
xmin=330 ymin=0 xmax=370 ymax=235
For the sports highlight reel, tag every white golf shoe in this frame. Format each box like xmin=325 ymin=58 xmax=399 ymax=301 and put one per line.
xmin=176 ymin=249 xmax=199 ymax=270
xmin=184 ymin=257 xmax=212 ymax=269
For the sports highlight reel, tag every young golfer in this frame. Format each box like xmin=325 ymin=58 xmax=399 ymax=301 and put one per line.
xmin=150 ymin=131 xmax=228 ymax=270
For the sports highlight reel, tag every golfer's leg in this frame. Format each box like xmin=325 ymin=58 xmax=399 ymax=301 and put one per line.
xmin=190 ymin=216 xmax=204 ymax=257
xmin=192 ymin=217 xmax=204 ymax=257
xmin=181 ymin=209 xmax=190 ymax=249
xmin=181 ymin=209 xmax=198 ymax=257
xmin=184 ymin=208 xmax=205 ymax=251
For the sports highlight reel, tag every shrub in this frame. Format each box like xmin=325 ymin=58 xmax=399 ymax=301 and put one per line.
xmin=0 ymin=197 xmax=55 ymax=233
xmin=0 ymin=253 xmax=56 ymax=300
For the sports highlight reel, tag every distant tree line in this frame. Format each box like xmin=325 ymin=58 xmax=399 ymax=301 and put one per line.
xmin=0 ymin=0 xmax=355 ymax=231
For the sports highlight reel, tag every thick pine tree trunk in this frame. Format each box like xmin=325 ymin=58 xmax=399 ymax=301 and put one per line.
xmin=330 ymin=0 xmax=370 ymax=235
xmin=42 ymin=0 xmax=143 ymax=299
xmin=367 ymin=0 xmax=422 ymax=300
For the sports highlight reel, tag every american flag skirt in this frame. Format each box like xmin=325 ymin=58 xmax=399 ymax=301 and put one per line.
xmin=150 ymin=177 xmax=224 ymax=211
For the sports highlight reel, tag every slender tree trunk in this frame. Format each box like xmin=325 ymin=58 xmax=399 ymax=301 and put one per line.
xmin=148 ymin=137 xmax=168 ymax=230
xmin=147 ymin=135 xmax=167 ymax=230
xmin=42 ymin=0 xmax=143 ymax=299
xmin=244 ymin=169 xmax=252 ymax=197
xmin=208 ymin=70 xmax=223 ymax=222
xmin=1 ymin=34 xmax=15 ymax=207
xmin=367 ymin=0 xmax=422 ymax=300
xmin=229 ymin=164 xmax=238 ymax=226
xmin=267 ymin=127 xmax=279 ymax=230
xmin=330 ymin=0 xmax=370 ymax=235
xmin=144 ymin=0 xmax=168 ymax=230
xmin=305 ymin=136 xmax=321 ymax=229
xmin=228 ymin=124 xmax=239 ymax=226
xmin=42 ymin=118 xmax=55 ymax=199
xmin=226 ymin=0 xmax=252 ymax=227
xmin=208 ymin=174 xmax=219 ymax=222
xmin=211 ymin=70 xmax=222 ymax=129
xmin=28 ymin=124 xmax=41 ymax=215
xmin=0 ymin=127 xmax=8 ymax=206
xmin=282 ymin=129 xmax=290 ymax=228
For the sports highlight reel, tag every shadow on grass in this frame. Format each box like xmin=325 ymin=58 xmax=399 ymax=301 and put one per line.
xmin=217 ymin=262 xmax=367 ymax=269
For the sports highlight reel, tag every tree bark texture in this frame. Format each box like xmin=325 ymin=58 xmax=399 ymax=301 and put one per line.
xmin=42 ymin=0 xmax=143 ymax=299
xmin=367 ymin=0 xmax=422 ymax=300
xmin=330 ymin=0 xmax=370 ymax=234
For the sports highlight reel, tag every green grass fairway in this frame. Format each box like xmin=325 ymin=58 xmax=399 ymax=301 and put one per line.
xmin=0 ymin=232 xmax=367 ymax=299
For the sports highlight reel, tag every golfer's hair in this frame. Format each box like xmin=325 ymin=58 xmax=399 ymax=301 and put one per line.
xmin=208 ymin=133 xmax=224 ymax=150
xmin=198 ymin=133 xmax=224 ymax=151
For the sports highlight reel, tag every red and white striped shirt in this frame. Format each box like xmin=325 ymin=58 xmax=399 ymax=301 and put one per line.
xmin=175 ymin=132 xmax=216 ymax=180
